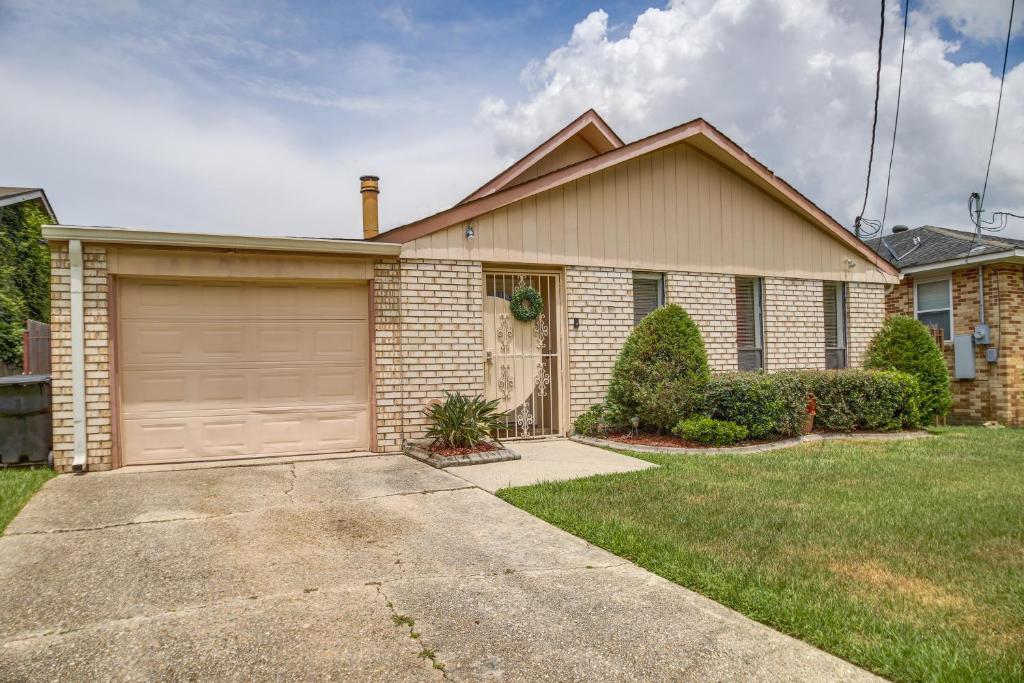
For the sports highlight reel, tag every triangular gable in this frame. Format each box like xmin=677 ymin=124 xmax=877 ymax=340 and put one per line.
xmin=457 ymin=109 xmax=623 ymax=205
xmin=374 ymin=115 xmax=899 ymax=278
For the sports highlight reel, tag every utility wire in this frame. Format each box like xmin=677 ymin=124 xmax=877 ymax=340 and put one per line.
xmin=855 ymin=0 xmax=886 ymax=238
xmin=980 ymin=0 xmax=1016 ymax=211
xmin=879 ymin=0 xmax=909 ymax=234
xmin=968 ymin=0 xmax=1017 ymax=247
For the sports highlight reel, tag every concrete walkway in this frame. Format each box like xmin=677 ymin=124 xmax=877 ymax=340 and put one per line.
xmin=453 ymin=437 xmax=655 ymax=492
xmin=1 ymin=453 xmax=878 ymax=681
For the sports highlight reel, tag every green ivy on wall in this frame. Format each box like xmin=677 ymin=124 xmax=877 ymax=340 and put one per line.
xmin=0 ymin=203 xmax=50 ymax=370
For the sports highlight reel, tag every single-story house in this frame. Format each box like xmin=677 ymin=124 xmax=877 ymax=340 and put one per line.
xmin=867 ymin=225 xmax=1023 ymax=426
xmin=43 ymin=110 xmax=898 ymax=471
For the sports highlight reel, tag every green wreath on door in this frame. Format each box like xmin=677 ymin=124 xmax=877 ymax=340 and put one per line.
xmin=509 ymin=285 xmax=544 ymax=322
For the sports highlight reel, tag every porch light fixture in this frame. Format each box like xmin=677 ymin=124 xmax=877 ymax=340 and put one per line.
xmin=465 ymin=222 xmax=476 ymax=240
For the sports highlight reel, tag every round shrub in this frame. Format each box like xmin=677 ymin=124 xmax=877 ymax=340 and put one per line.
xmin=673 ymin=416 xmax=748 ymax=446
xmin=573 ymin=403 xmax=615 ymax=437
xmin=863 ymin=315 xmax=951 ymax=421
xmin=606 ymin=304 xmax=709 ymax=432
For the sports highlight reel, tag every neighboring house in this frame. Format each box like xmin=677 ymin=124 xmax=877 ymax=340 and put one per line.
xmin=867 ymin=225 xmax=1024 ymax=426
xmin=42 ymin=110 xmax=898 ymax=472
xmin=0 ymin=187 xmax=57 ymax=220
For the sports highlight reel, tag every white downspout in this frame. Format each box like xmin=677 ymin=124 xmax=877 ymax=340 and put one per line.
xmin=69 ymin=239 xmax=87 ymax=473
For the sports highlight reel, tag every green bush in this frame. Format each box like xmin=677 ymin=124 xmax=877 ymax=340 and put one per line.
xmin=423 ymin=393 xmax=504 ymax=448
xmin=705 ymin=371 xmax=808 ymax=439
xmin=573 ymin=403 xmax=618 ymax=437
xmin=673 ymin=416 xmax=748 ymax=446
xmin=864 ymin=315 xmax=951 ymax=421
xmin=804 ymin=370 xmax=922 ymax=431
xmin=607 ymin=304 xmax=709 ymax=431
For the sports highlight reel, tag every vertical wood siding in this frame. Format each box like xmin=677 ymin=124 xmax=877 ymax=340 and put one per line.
xmin=403 ymin=142 xmax=888 ymax=283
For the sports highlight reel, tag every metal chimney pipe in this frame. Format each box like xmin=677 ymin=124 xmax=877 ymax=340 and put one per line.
xmin=360 ymin=175 xmax=380 ymax=239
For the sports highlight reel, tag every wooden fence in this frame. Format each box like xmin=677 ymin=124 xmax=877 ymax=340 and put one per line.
xmin=22 ymin=320 xmax=51 ymax=375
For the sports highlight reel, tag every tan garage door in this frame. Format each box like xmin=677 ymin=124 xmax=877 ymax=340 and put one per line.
xmin=117 ymin=278 xmax=370 ymax=465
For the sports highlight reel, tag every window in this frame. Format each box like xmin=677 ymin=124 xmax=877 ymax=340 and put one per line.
xmin=735 ymin=277 xmax=764 ymax=370
xmin=915 ymin=279 xmax=952 ymax=341
xmin=823 ymin=281 xmax=847 ymax=369
xmin=632 ymin=272 xmax=664 ymax=325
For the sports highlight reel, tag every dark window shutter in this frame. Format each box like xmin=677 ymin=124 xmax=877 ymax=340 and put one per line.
xmin=823 ymin=282 xmax=847 ymax=369
xmin=735 ymin=277 xmax=763 ymax=370
xmin=633 ymin=276 xmax=661 ymax=325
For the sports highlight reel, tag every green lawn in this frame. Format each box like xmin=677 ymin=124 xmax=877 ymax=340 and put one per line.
xmin=0 ymin=467 xmax=55 ymax=533
xmin=498 ymin=428 xmax=1024 ymax=682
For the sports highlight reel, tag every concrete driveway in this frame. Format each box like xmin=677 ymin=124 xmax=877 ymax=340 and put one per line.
xmin=1 ymin=453 xmax=877 ymax=682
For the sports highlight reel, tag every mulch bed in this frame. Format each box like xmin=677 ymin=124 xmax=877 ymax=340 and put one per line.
xmin=428 ymin=442 xmax=499 ymax=458
xmin=605 ymin=432 xmax=786 ymax=449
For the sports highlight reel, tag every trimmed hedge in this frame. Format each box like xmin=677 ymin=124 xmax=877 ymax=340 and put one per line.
xmin=804 ymin=370 xmax=922 ymax=431
xmin=704 ymin=371 xmax=808 ymax=439
xmin=673 ymin=416 xmax=748 ymax=446
xmin=703 ymin=369 xmax=922 ymax=440
xmin=864 ymin=315 xmax=951 ymax=421
xmin=607 ymin=304 xmax=709 ymax=431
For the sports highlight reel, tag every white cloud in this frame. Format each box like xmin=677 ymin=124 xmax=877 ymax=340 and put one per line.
xmin=477 ymin=0 xmax=1024 ymax=239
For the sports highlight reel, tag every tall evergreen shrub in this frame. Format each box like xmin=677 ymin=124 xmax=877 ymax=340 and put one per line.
xmin=863 ymin=315 xmax=951 ymax=421
xmin=606 ymin=304 xmax=709 ymax=431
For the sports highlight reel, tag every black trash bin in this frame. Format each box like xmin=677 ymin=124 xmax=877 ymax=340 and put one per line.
xmin=0 ymin=374 xmax=52 ymax=466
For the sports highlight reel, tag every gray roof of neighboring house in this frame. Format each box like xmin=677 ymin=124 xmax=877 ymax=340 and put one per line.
xmin=863 ymin=225 xmax=1024 ymax=270
xmin=0 ymin=187 xmax=57 ymax=221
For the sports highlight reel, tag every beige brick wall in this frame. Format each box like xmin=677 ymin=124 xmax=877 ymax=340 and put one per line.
xmin=49 ymin=243 xmax=113 ymax=472
xmin=885 ymin=265 xmax=1024 ymax=426
xmin=847 ymin=282 xmax=885 ymax=368
xmin=565 ymin=266 xmax=633 ymax=419
xmin=764 ymin=277 xmax=825 ymax=370
xmin=372 ymin=260 xmax=403 ymax=452
xmin=397 ymin=259 xmax=484 ymax=440
xmin=666 ymin=272 xmax=738 ymax=371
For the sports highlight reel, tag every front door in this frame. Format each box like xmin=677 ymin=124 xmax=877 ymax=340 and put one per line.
xmin=482 ymin=271 xmax=562 ymax=439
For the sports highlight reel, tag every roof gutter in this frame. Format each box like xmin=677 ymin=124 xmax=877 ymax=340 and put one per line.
xmin=899 ymin=248 xmax=1024 ymax=275
xmin=42 ymin=225 xmax=402 ymax=256
xmin=69 ymin=239 xmax=87 ymax=473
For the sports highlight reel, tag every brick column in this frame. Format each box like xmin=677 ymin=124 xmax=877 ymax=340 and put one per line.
xmin=565 ymin=266 xmax=633 ymax=419
xmin=764 ymin=277 xmax=825 ymax=370
xmin=847 ymin=282 xmax=885 ymax=368
xmin=666 ymin=272 xmax=737 ymax=371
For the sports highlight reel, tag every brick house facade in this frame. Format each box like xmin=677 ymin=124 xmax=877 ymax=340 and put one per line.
xmin=45 ymin=110 xmax=899 ymax=471
xmin=886 ymin=264 xmax=1024 ymax=426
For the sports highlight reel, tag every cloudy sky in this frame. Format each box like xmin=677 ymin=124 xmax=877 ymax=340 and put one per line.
xmin=1 ymin=0 xmax=1022 ymax=240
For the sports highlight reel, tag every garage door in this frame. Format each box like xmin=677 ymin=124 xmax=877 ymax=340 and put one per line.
xmin=117 ymin=279 xmax=370 ymax=465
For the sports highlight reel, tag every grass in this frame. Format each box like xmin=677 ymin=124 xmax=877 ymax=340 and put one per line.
xmin=0 ymin=466 xmax=55 ymax=533
xmin=498 ymin=427 xmax=1024 ymax=682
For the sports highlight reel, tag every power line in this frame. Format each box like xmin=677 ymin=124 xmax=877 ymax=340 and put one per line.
xmin=854 ymin=0 xmax=886 ymax=239
xmin=968 ymin=0 xmax=1018 ymax=242
xmin=879 ymin=0 xmax=909 ymax=234
xmin=980 ymin=0 xmax=1016 ymax=211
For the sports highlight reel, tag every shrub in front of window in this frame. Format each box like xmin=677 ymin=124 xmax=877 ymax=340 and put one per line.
xmin=803 ymin=370 xmax=922 ymax=431
xmin=572 ymin=403 xmax=620 ymax=437
xmin=704 ymin=371 xmax=808 ymax=439
xmin=607 ymin=304 xmax=709 ymax=432
xmin=423 ymin=392 xmax=505 ymax=449
xmin=673 ymin=416 xmax=748 ymax=446
xmin=863 ymin=315 xmax=951 ymax=421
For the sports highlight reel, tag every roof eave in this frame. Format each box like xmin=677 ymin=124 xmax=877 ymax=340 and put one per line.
xmin=41 ymin=225 xmax=402 ymax=257
xmin=0 ymin=189 xmax=57 ymax=222
xmin=899 ymin=248 xmax=1024 ymax=275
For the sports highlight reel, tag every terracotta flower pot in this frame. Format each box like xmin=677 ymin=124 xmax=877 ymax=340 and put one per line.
xmin=804 ymin=394 xmax=817 ymax=435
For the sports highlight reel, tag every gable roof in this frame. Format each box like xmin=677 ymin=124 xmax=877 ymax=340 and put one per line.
xmin=865 ymin=226 xmax=1024 ymax=272
xmin=372 ymin=116 xmax=899 ymax=277
xmin=0 ymin=187 xmax=57 ymax=222
xmin=457 ymin=109 xmax=624 ymax=205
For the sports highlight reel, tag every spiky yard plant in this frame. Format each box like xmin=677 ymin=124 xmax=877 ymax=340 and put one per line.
xmin=423 ymin=392 xmax=505 ymax=449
